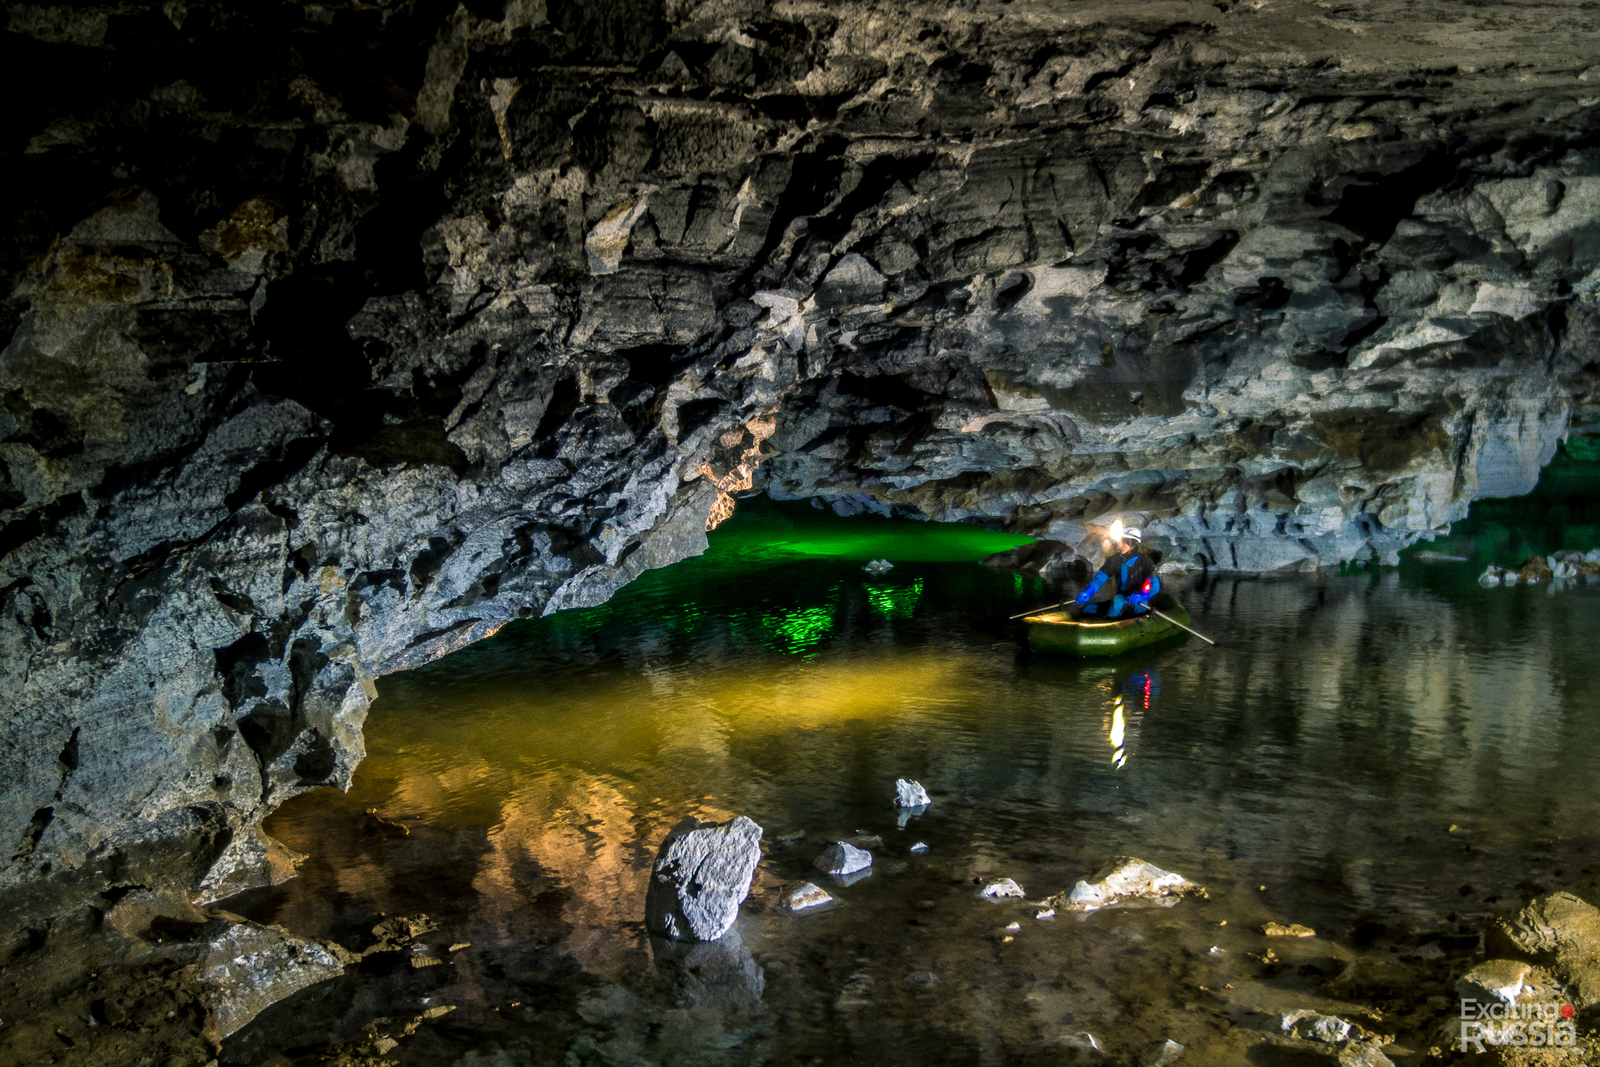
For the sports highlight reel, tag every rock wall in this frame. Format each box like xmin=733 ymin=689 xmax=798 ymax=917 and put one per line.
xmin=2 ymin=0 xmax=1599 ymax=931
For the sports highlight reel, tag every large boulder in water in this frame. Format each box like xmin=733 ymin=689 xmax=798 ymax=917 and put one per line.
xmin=645 ymin=816 xmax=764 ymax=942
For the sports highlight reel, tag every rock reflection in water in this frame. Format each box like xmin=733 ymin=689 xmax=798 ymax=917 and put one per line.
xmin=240 ymin=562 xmax=1600 ymax=1064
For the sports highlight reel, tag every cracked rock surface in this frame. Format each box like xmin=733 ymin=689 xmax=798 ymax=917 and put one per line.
xmin=2 ymin=0 xmax=1600 ymax=928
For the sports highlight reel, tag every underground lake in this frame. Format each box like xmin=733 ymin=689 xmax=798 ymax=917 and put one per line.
xmin=199 ymin=450 xmax=1600 ymax=1066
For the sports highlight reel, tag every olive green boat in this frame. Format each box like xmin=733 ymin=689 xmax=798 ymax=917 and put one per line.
xmin=1019 ymin=593 xmax=1191 ymax=657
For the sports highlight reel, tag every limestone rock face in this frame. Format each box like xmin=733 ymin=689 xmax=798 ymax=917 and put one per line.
xmin=1 ymin=0 xmax=1600 ymax=927
xmin=645 ymin=815 xmax=764 ymax=942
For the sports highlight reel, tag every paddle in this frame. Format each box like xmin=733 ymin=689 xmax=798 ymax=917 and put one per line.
xmin=1151 ymin=608 xmax=1217 ymax=646
xmin=1009 ymin=601 xmax=1066 ymax=620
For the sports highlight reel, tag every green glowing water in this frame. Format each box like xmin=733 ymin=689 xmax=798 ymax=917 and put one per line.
xmin=1409 ymin=442 xmax=1600 ymax=565
xmin=238 ymin=482 xmax=1600 ymax=1066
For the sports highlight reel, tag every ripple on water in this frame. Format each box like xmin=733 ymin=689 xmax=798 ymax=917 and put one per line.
xmin=243 ymin=549 xmax=1600 ymax=1064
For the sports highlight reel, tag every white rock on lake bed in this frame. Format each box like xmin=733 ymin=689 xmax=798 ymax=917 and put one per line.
xmin=815 ymin=841 xmax=873 ymax=876
xmin=784 ymin=882 xmax=834 ymax=912
xmin=981 ymin=878 xmax=1026 ymax=900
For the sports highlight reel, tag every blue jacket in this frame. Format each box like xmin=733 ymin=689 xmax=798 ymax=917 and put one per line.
xmin=1075 ymin=549 xmax=1160 ymax=617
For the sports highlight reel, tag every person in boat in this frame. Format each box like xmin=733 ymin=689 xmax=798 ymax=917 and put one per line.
xmin=1075 ymin=527 xmax=1160 ymax=620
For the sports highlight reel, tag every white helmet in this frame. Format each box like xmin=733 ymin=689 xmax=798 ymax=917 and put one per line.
xmin=1121 ymin=528 xmax=1143 ymax=544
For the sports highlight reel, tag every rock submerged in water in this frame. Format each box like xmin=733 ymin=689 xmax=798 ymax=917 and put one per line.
xmin=894 ymin=778 xmax=932 ymax=808
xmin=815 ymin=841 xmax=873 ymax=877
xmin=644 ymin=815 xmax=764 ymax=942
xmin=1044 ymin=857 xmax=1206 ymax=913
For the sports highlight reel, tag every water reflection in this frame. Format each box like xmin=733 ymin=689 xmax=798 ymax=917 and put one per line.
xmin=240 ymin=539 xmax=1600 ymax=1065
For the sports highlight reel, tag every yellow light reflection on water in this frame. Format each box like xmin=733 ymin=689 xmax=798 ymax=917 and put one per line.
xmin=327 ymin=645 xmax=993 ymax=975
xmin=1110 ymin=694 xmax=1127 ymax=768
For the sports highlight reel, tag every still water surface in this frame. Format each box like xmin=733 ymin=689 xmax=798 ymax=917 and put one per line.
xmin=242 ymin=498 xmax=1600 ymax=1066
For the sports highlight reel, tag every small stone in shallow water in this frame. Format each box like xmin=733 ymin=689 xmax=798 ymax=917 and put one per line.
xmin=1147 ymin=1038 xmax=1185 ymax=1066
xmin=1263 ymin=922 xmax=1316 ymax=937
xmin=1004 ymin=922 xmax=1021 ymax=931
xmin=894 ymin=778 xmax=932 ymax=807
xmin=784 ymin=882 xmax=833 ymax=912
xmin=1046 ymin=857 xmax=1204 ymax=912
xmin=981 ymin=878 xmax=1025 ymax=900
xmin=815 ymin=841 xmax=873 ymax=876
xmin=910 ymin=841 xmax=928 ymax=854
xmin=1036 ymin=908 xmax=1056 ymax=920
xmin=1061 ymin=1031 xmax=1102 ymax=1057
xmin=904 ymin=971 xmax=939 ymax=986
xmin=1280 ymin=1009 xmax=1358 ymax=1045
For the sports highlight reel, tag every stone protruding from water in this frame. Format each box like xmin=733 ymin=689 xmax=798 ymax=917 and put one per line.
xmin=645 ymin=815 xmax=764 ymax=942
xmin=1486 ymin=891 xmax=1600 ymax=1006
xmin=894 ymin=778 xmax=931 ymax=807
xmin=815 ymin=841 xmax=873 ymax=876
xmin=1456 ymin=960 xmax=1533 ymax=1006
xmin=785 ymin=882 xmax=833 ymax=912
xmin=1280 ymin=1010 xmax=1354 ymax=1045
xmin=1263 ymin=922 xmax=1316 ymax=938
xmin=1277 ymin=1011 xmax=1395 ymax=1065
xmin=1045 ymin=857 xmax=1205 ymax=913
xmin=981 ymin=878 xmax=1026 ymax=900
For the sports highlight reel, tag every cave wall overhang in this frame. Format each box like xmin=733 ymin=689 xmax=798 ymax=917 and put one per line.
xmin=2 ymin=0 xmax=1599 ymax=933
